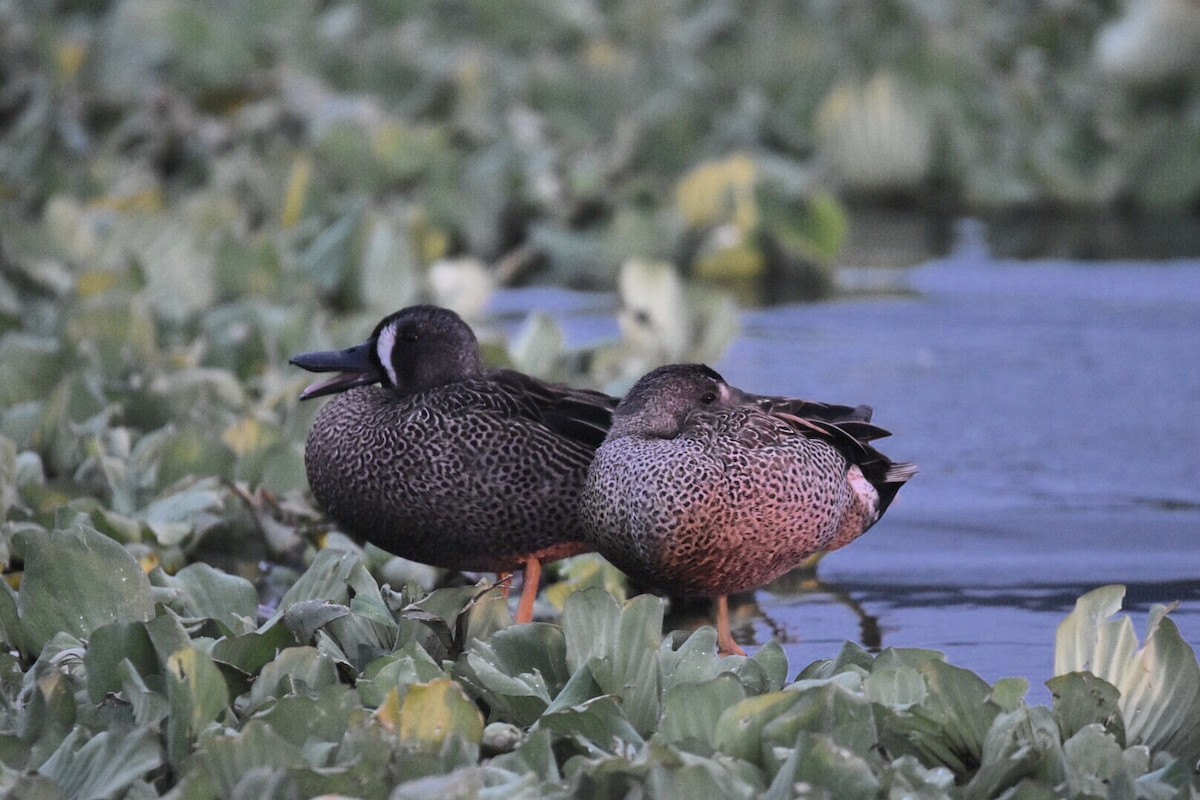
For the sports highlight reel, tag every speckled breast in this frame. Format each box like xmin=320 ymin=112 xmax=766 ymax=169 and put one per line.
xmin=582 ymin=429 xmax=869 ymax=596
xmin=305 ymin=386 xmax=592 ymax=572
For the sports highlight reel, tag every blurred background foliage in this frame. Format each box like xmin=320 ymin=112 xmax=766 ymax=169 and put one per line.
xmin=1 ymin=0 xmax=1199 ymax=589
xmin=2 ymin=2 xmax=1200 ymax=793
xmin=0 ymin=0 xmax=1197 ymax=564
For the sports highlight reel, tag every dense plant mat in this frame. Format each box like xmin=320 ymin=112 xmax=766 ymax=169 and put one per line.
xmin=0 ymin=530 xmax=1196 ymax=798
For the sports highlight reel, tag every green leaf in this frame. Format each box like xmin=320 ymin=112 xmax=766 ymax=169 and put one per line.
xmin=15 ymin=523 xmax=154 ymax=654
xmin=138 ymin=486 xmax=224 ymax=547
xmin=792 ymin=732 xmax=881 ymax=800
xmin=358 ymin=642 xmax=446 ymax=708
xmin=395 ymin=679 xmax=485 ymax=753
xmin=186 ymin=720 xmax=304 ymax=798
xmin=562 ymin=589 xmax=663 ymax=736
xmin=36 ymin=727 xmax=162 ymax=800
xmin=797 ymin=640 xmax=876 ymax=680
xmin=0 ymin=579 xmax=27 ymax=655
xmin=324 ymin=608 xmax=401 ymax=673
xmin=658 ymin=627 xmax=754 ymax=692
xmin=298 ymin=204 xmax=363 ymax=300
xmin=1046 ymin=671 xmax=1124 ymax=743
xmin=963 ymin=706 xmax=1064 ymax=800
xmin=119 ymin=659 xmax=170 ymax=727
xmin=255 ymin=684 xmax=361 ymax=748
xmin=878 ymin=660 xmax=998 ymax=775
xmin=248 ymin=646 xmax=339 ymax=710
xmin=490 ymin=728 xmax=560 ymax=783
xmin=83 ymin=620 xmax=158 ymax=703
xmin=166 ymin=646 xmax=231 ymax=769
xmin=750 ymin=641 xmax=789 ymax=693
xmin=281 ymin=548 xmax=386 ymax=613
xmin=1054 ymin=584 xmax=1135 ymax=681
xmin=762 ymin=681 xmax=878 ymax=761
xmin=283 ymin=599 xmax=350 ymax=644
xmin=1061 ymin=723 xmax=1125 ymax=799
xmin=987 ymin=677 xmax=1029 ymax=712
xmin=712 ymin=691 xmax=803 ymax=765
xmin=656 ymin=673 xmax=748 ymax=753
xmin=0 ymin=334 xmax=64 ymax=406
xmin=863 ymin=665 xmax=927 ymax=709
xmin=537 ymin=695 xmax=645 ymax=756
xmin=160 ymin=562 xmax=258 ymax=632
xmin=210 ymin=614 xmax=300 ymax=677
xmin=23 ymin=667 xmax=77 ymax=770
xmin=455 ymin=626 xmax=566 ymax=726
xmin=1053 ymin=585 xmax=1200 ymax=765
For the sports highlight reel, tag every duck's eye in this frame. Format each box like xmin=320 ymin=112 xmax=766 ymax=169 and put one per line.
xmin=401 ymin=331 xmax=419 ymax=343
xmin=699 ymin=391 xmax=717 ymax=405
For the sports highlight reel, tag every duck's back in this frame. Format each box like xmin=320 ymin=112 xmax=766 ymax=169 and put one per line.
xmin=306 ymin=381 xmax=598 ymax=572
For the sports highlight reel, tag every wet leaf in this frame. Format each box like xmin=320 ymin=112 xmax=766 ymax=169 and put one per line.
xmin=210 ymin=614 xmax=299 ymax=677
xmin=562 ymin=589 xmax=663 ymax=736
xmin=83 ymin=620 xmax=158 ymax=703
xmin=1054 ymin=585 xmax=1200 ymax=765
xmin=248 ymin=647 xmax=339 ymax=710
xmin=657 ymin=673 xmax=748 ymax=753
xmin=963 ymin=706 xmax=1064 ymax=800
xmin=712 ymin=691 xmax=803 ymax=765
xmin=1061 ymin=723 xmax=1125 ymax=798
xmin=1046 ymin=671 xmax=1124 ymax=743
xmin=36 ymin=727 xmax=162 ymax=800
xmin=538 ymin=695 xmax=645 ymax=756
xmin=358 ymin=641 xmax=446 ymax=708
xmin=15 ymin=523 xmax=155 ymax=654
xmin=394 ymin=679 xmax=485 ymax=753
xmin=0 ymin=334 xmax=65 ymax=407
xmin=166 ymin=646 xmax=231 ymax=757
xmin=878 ymin=659 xmax=998 ymax=775
xmin=158 ymin=561 xmax=258 ymax=632
xmin=455 ymin=622 xmax=569 ymax=726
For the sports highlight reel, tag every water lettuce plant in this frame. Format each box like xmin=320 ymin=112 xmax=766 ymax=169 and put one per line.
xmin=1 ymin=519 xmax=1196 ymax=798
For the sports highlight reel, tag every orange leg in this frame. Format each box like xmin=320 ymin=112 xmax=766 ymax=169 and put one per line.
xmin=716 ymin=595 xmax=747 ymax=656
xmin=515 ymin=557 xmax=541 ymax=624
xmin=496 ymin=571 xmax=513 ymax=598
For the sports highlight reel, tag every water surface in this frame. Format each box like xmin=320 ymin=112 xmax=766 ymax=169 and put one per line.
xmin=493 ymin=246 xmax=1200 ymax=703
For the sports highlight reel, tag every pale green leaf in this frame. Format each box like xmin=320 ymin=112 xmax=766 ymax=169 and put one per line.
xmin=15 ymin=523 xmax=154 ymax=654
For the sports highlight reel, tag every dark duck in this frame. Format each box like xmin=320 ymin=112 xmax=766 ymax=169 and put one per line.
xmin=291 ymin=304 xmax=617 ymax=623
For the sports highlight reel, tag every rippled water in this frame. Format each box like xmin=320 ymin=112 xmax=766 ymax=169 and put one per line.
xmin=493 ymin=244 xmax=1200 ymax=703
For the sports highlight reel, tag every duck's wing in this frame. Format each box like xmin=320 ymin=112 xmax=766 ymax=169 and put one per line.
xmin=488 ymin=369 xmax=618 ymax=450
xmin=749 ymin=394 xmax=890 ymax=436
xmin=765 ymin=406 xmax=917 ymax=512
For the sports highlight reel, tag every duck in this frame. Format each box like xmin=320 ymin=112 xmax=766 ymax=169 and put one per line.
xmin=291 ymin=304 xmax=617 ymax=623
xmin=580 ymin=363 xmax=916 ymax=655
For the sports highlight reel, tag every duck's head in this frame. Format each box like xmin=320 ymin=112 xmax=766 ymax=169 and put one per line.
xmin=609 ymin=363 xmax=747 ymax=439
xmin=291 ymin=305 xmax=483 ymax=400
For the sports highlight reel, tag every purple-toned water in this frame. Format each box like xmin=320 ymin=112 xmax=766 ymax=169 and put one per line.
xmin=490 ymin=245 xmax=1200 ymax=704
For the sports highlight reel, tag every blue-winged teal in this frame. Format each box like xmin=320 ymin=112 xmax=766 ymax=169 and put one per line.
xmin=580 ymin=364 xmax=916 ymax=655
xmin=291 ymin=305 xmax=617 ymax=623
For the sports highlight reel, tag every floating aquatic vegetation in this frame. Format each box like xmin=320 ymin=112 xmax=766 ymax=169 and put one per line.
xmin=3 ymin=509 xmax=1198 ymax=799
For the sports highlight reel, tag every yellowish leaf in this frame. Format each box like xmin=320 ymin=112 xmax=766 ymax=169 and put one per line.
xmin=281 ymin=153 xmax=313 ymax=229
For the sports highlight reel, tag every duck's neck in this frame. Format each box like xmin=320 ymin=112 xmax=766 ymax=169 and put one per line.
xmin=396 ymin=348 xmax=484 ymax=393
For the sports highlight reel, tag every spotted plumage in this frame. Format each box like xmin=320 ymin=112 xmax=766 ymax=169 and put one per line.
xmin=291 ymin=305 xmax=617 ymax=621
xmin=580 ymin=363 xmax=916 ymax=653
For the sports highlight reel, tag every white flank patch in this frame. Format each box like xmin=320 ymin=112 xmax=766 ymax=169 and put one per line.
xmin=847 ymin=464 xmax=880 ymax=518
xmin=376 ymin=323 xmax=400 ymax=387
